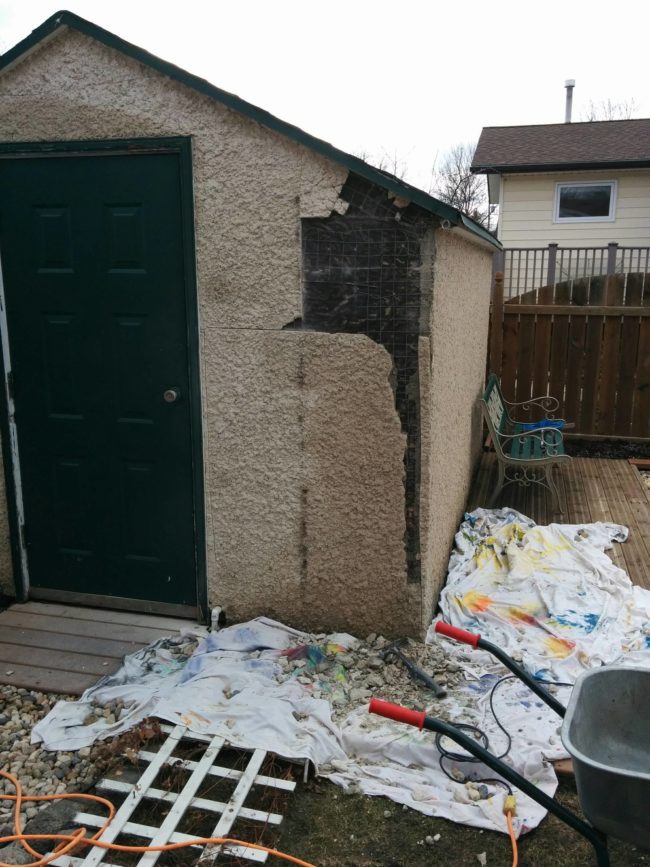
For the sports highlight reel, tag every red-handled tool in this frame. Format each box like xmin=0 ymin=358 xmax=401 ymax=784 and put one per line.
xmin=434 ymin=621 xmax=481 ymax=647
xmin=433 ymin=620 xmax=566 ymax=718
xmin=368 ymin=697 xmax=426 ymax=730
xmin=367 ymin=695 xmax=609 ymax=866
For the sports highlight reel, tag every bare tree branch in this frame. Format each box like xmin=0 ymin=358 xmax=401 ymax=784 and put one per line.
xmin=354 ymin=149 xmax=408 ymax=180
xmin=430 ymin=142 xmax=491 ymax=228
xmin=582 ymin=97 xmax=638 ymax=121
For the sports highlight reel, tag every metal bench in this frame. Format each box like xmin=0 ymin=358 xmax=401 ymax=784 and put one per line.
xmin=480 ymin=374 xmax=571 ymax=512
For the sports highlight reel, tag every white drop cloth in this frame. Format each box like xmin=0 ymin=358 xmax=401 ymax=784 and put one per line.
xmin=31 ymin=509 xmax=650 ymax=838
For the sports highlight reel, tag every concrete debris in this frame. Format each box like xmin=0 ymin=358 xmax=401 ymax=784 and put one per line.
xmin=278 ymin=633 xmax=464 ymax=725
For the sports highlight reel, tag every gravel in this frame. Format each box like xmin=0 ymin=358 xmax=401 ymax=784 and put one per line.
xmin=0 ymin=685 xmax=116 ymax=836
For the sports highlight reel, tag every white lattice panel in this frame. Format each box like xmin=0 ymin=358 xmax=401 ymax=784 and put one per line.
xmin=47 ymin=723 xmax=296 ymax=866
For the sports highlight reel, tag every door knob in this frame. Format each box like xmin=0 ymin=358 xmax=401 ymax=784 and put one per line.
xmin=163 ymin=388 xmax=181 ymax=403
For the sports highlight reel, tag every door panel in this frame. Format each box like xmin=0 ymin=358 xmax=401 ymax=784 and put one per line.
xmin=0 ymin=151 xmax=198 ymax=608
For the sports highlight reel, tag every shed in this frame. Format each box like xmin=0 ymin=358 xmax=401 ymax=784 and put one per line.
xmin=0 ymin=11 xmax=497 ymax=637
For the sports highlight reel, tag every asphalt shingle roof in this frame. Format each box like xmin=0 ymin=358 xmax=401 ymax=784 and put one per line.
xmin=0 ymin=10 xmax=500 ymax=249
xmin=472 ymin=118 xmax=650 ymax=173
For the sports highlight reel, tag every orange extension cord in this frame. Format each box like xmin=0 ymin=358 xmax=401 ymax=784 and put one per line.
xmin=505 ymin=806 xmax=519 ymax=867
xmin=1 ymin=767 xmax=521 ymax=867
xmin=0 ymin=769 xmax=318 ymax=867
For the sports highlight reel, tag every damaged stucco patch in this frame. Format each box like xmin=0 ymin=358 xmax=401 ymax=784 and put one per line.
xmin=300 ymin=333 xmax=417 ymax=636
xmin=299 ymin=160 xmax=349 ymax=218
xmin=202 ymin=328 xmax=417 ymax=636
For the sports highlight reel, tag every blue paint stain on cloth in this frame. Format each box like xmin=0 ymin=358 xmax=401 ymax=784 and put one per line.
xmin=551 ymin=610 xmax=600 ymax=633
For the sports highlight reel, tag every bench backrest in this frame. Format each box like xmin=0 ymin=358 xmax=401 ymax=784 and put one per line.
xmin=480 ymin=375 xmax=509 ymax=455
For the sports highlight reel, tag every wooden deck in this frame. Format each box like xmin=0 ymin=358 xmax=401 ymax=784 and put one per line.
xmin=0 ymin=601 xmax=198 ymax=695
xmin=468 ymin=452 xmax=650 ymax=590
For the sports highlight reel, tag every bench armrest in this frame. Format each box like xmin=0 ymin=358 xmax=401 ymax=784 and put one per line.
xmin=498 ymin=426 xmax=563 ymax=439
xmin=503 ymin=394 xmax=560 ymax=416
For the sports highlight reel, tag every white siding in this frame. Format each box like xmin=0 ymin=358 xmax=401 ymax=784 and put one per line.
xmin=499 ymin=169 xmax=650 ymax=247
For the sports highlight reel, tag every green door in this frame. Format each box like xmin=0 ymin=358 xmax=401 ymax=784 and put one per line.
xmin=0 ymin=150 xmax=199 ymax=611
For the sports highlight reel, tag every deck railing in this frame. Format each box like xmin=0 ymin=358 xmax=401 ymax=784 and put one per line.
xmin=494 ymin=243 xmax=650 ymax=300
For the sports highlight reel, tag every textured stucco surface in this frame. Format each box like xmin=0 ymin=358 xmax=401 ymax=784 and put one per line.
xmin=419 ymin=229 xmax=492 ymax=631
xmin=203 ymin=330 xmax=416 ymax=636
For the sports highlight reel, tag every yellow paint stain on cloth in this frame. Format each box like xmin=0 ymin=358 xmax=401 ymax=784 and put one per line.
xmin=461 ymin=591 xmax=492 ymax=613
xmin=544 ymin=636 xmax=575 ymax=658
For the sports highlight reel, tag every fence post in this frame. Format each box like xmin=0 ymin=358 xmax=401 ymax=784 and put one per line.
xmin=489 ymin=271 xmax=504 ymax=378
xmin=492 ymin=249 xmax=505 ymax=292
xmin=606 ymin=242 xmax=619 ymax=275
xmin=546 ymin=243 xmax=558 ymax=287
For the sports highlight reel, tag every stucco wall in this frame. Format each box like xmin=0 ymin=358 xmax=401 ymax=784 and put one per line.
xmin=0 ymin=28 xmax=419 ymax=634
xmin=205 ymin=329 xmax=417 ymax=635
xmin=499 ymin=168 xmax=650 ymax=247
xmin=419 ymin=229 xmax=492 ymax=630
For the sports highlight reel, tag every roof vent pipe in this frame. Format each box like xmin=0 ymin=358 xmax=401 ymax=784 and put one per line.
xmin=565 ymin=79 xmax=575 ymax=123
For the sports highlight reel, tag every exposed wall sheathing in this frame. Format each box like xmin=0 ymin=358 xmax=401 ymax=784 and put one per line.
xmin=302 ymin=176 xmax=430 ymax=584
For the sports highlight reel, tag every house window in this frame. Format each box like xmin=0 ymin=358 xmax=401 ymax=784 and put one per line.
xmin=554 ymin=181 xmax=617 ymax=222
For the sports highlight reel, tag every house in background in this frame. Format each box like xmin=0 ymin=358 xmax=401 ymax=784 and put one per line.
xmin=0 ymin=11 xmax=497 ymax=638
xmin=471 ymin=118 xmax=650 ymax=294
xmin=472 ymin=117 xmax=650 ymax=248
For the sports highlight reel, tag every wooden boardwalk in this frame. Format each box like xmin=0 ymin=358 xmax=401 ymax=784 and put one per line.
xmin=0 ymin=601 xmax=197 ymax=695
xmin=468 ymin=452 xmax=650 ymax=590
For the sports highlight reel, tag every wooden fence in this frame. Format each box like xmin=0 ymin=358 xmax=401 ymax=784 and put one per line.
xmin=489 ymin=272 xmax=650 ymax=439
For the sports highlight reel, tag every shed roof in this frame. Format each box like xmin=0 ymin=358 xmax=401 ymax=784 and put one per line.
xmin=472 ymin=118 xmax=650 ymax=174
xmin=0 ymin=10 xmax=499 ymax=250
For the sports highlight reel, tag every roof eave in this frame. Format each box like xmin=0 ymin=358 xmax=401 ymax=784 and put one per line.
xmin=472 ymin=159 xmax=650 ymax=175
xmin=0 ymin=10 xmax=500 ymax=251
xmin=454 ymin=221 xmax=501 ymax=252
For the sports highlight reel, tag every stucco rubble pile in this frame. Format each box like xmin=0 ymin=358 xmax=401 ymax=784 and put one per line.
xmin=275 ymin=632 xmax=463 ymax=721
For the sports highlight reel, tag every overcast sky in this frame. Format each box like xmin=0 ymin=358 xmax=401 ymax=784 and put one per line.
xmin=1 ymin=0 xmax=648 ymax=190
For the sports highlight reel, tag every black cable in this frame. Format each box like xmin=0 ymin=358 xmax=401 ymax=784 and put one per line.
xmin=435 ymin=674 xmax=514 ymax=794
xmin=488 ymin=674 xmax=515 ymax=756
xmin=436 ymin=674 xmax=573 ymax=795
xmin=435 ymin=673 xmax=572 ymax=796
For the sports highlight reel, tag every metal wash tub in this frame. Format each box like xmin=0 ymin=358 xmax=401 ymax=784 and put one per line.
xmin=561 ymin=665 xmax=650 ymax=850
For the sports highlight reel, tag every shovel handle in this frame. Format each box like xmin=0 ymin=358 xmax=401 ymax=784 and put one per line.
xmin=435 ymin=621 xmax=481 ymax=647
